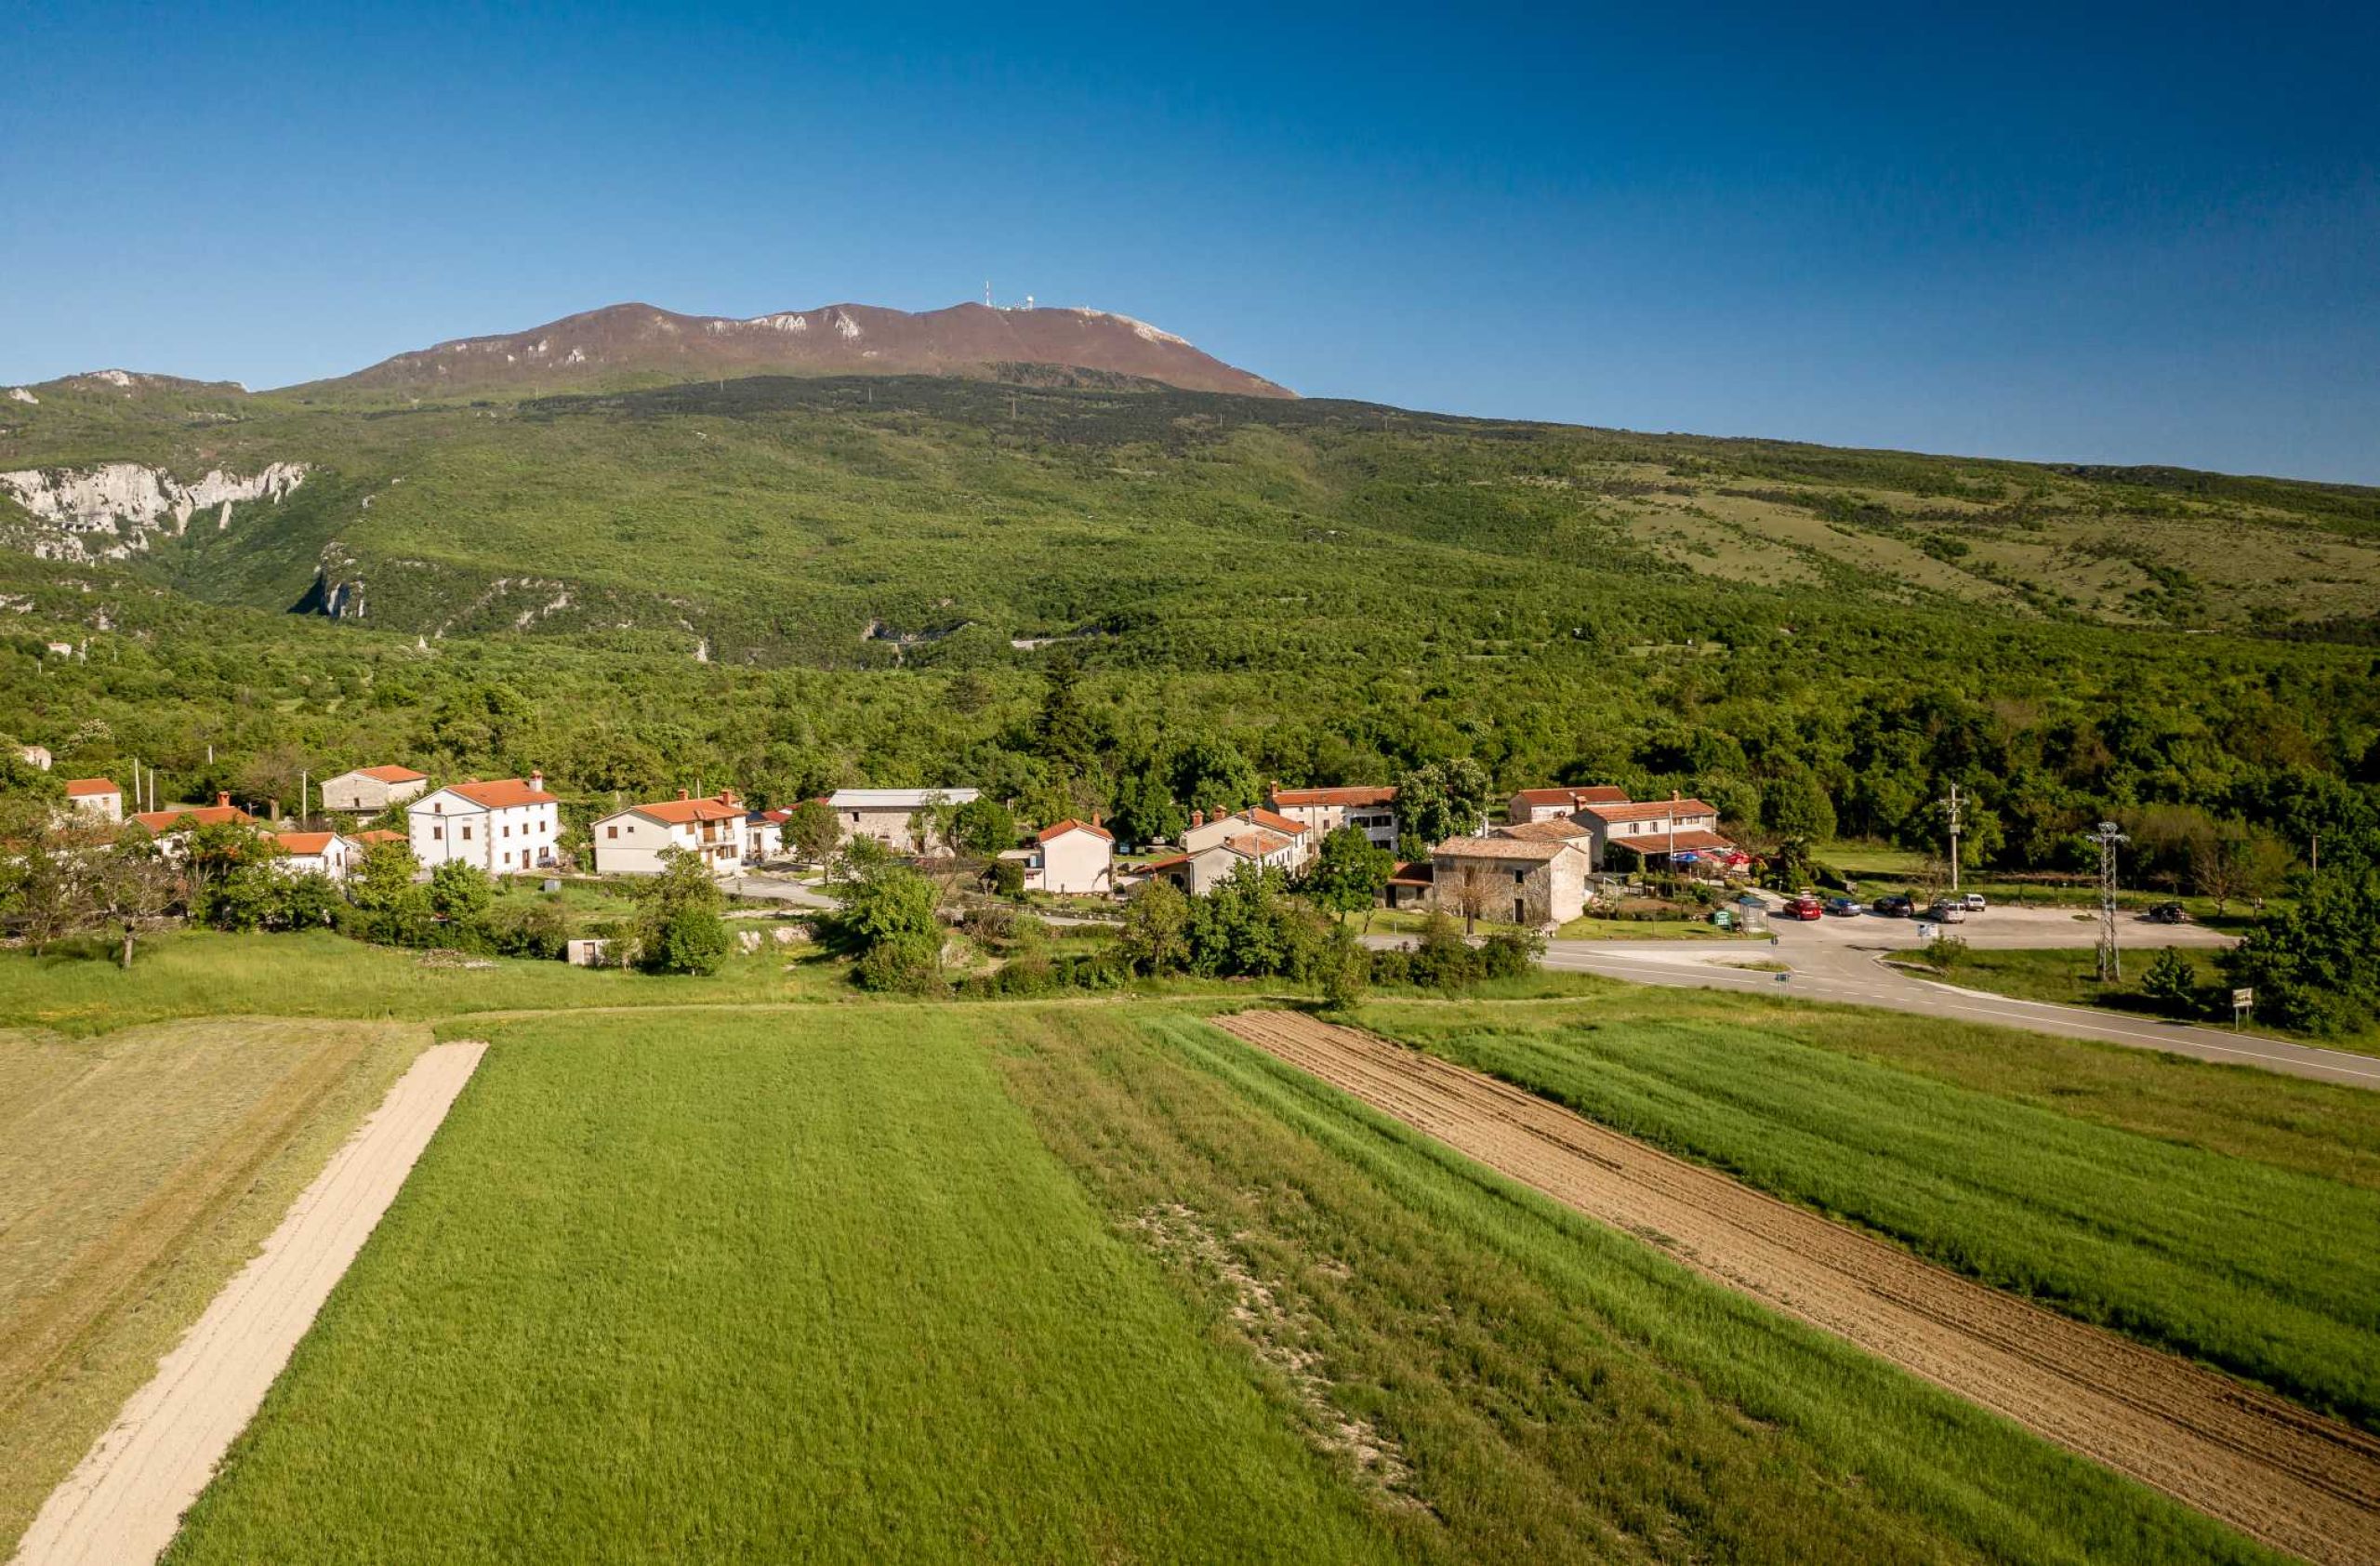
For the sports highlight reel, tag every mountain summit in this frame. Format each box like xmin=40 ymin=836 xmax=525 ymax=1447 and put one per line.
xmin=288 ymin=301 xmax=1294 ymax=401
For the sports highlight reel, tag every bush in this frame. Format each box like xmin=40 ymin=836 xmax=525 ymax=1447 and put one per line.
xmin=853 ymin=931 xmax=945 ymax=993
xmin=1922 ymin=935 xmax=1969 ymax=971
xmin=2141 ymin=946 xmax=2201 ymax=1016
xmin=488 ymin=898 xmax=572 ymax=961
xmin=985 ymin=857 xmax=1025 ymax=897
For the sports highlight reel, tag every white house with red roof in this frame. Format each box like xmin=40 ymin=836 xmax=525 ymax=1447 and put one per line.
xmin=271 ymin=830 xmax=360 ymax=882
xmin=1266 ymin=785 xmax=1398 ymax=849
xmin=131 ymin=792 xmax=253 ymax=838
xmin=1183 ymin=806 xmax=1316 ymax=872
xmin=1506 ymin=785 xmax=1630 ymax=826
xmin=320 ymin=764 xmax=430 ymax=814
xmin=407 ymin=773 xmax=560 ymax=873
xmin=1569 ymin=795 xmax=1730 ymax=869
xmin=64 ymin=777 xmax=122 ymax=823
xmin=1022 ymin=818 xmax=1114 ymax=896
xmin=589 ymin=790 xmax=747 ymax=878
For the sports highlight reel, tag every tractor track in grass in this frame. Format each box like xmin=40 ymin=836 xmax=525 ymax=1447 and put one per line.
xmin=1215 ymin=1010 xmax=2380 ymax=1566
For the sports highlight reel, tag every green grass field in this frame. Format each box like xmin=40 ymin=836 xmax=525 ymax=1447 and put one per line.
xmin=1912 ymin=946 xmax=2380 ymax=1055
xmin=154 ymin=1002 xmax=2288 ymax=1563
xmin=1355 ymin=997 xmax=2380 ymax=1428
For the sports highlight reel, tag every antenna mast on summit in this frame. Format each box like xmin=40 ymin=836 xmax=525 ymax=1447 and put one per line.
xmin=984 ymin=280 xmax=993 ymax=308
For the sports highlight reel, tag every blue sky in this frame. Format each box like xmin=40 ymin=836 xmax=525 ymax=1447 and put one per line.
xmin=6 ymin=1 xmax=2375 ymax=481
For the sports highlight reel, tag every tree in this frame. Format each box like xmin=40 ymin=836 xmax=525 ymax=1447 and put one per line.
xmin=826 ymin=847 xmax=945 ymax=990
xmin=0 ymin=801 xmax=95 ymax=953
xmin=1117 ymin=880 xmax=1193 ymax=975
xmin=906 ymin=790 xmax=961 ymax=857
xmin=1395 ymin=760 xmax=1492 ymax=852
xmin=628 ymin=847 xmax=733 ymax=975
xmin=1445 ymin=860 xmax=1499 ymax=936
xmin=428 ymin=860 xmax=494 ymax=925
xmin=2219 ymin=871 xmax=2380 ymax=1036
xmin=348 ymin=840 xmax=433 ymax=946
xmin=1168 ymin=736 xmax=1260 ymax=819
xmin=950 ymin=797 xmax=1016 ymax=857
xmin=1301 ymin=825 xmax=1393 ymax=928
xmin=1762 ymin=768 xmax=1837 ymax=843
xmin=785 ymin=799 xmax=840 ymax=865
xmin=1033 ymin=649 xmax=1097 ymax=775
xmin=2190 ymin=821 xmax=2292 ymax=915
xmin=1109 ymin=762 xmax=1186 ymax=847
xmin=1318 ymin=920 xmax=1368 ymax=1010
xmin=91 ymin=827 xmax=178 ymax=967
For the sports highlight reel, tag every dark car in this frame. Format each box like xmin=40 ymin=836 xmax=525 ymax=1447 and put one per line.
xmin=1824 ymin=896 xmax=1865 ymax=917
xmin=1871 ymin=894 xmax=1915 ymax=918
xmin=2145 ymin=902 xmax=2190 ymax=924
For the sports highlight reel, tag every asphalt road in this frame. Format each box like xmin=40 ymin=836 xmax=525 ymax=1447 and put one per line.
xmin=1512 ymin=912 xmax=2380 ymax=1091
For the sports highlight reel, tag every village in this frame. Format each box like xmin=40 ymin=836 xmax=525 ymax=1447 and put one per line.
xmin=31 ymin=750 xmax=1756 ymax=955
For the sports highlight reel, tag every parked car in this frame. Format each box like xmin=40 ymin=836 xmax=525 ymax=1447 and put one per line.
xmin=1785 ymin=896 xmax=1825 ymax=922
xmin=1923 ymin=901 xmax=1969 ymax=923
xmin=2145 ymin=902 xmax=2190 ymax=924
xmin=1824 ymin=896 xmax=1865 ymax=917
xmin=1871 ymin=893 xmax=1915 ymax=918
xmin=1960 ymin=892 xmax=1988 ymax=912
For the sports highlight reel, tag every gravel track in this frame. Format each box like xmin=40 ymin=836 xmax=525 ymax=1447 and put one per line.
xmin=1216 ymin=1010 xmax=2380 ymax=1565
xmin=9 ymin=1040 xmax=487 ymax=1566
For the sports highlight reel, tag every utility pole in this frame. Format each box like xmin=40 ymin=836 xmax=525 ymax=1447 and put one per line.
xmin=2090 ymin=819 xmax=2128 ymax=983
xmin=1944 ymin=782 xmax=1963 ymax=895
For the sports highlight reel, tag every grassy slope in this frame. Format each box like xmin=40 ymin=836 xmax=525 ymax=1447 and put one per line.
xmin=165 ymin=1011 xmax=1400 ymax=1565
xmin=1355 ymin=997 xmax=2380 ymax=1427
xmin=1917 ymin=946 xmax=2380 ymax=1055
xmin=0 ymin=1017 xmax=428 ymax=1553
xmin=6 ymin=376 xmax=2377 ymax=657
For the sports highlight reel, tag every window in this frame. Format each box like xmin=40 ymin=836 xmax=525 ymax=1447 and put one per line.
xmin=462 ymin=826 xmax=472 ymax=841
xmin=606 ymin=824 xmax=618 ymax=839
xmin=432 ymin=826 xmax=443 ymax=842
xmin=1514 ymin=869 xmax=1527 ymax=884
xmin=504 ymin=824 xmax=512 ymax=838
xmin=433 ymin=802 xmax=443 ymax=814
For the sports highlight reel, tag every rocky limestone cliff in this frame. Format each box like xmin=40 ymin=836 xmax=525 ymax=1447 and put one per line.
xmin=0 ymin=461 xmax=308 ymax=562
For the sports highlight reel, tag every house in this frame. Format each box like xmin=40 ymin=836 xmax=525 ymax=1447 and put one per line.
xmin=746 ymin=808 xmax=790 ymax=863
xmin=131 ymin=793 xmax=254 ymax=837
xmin=352 ymin=829 xmax=407 ymax=848
xmin=408 ymin=774 xmax=560 ymax=873
xmin=1023 ymin=818 xmax=1115 ymax=896
xmin=1494 ymin=816 xmax=1594 ymax=849
xmin=588 ymin=790 xmax=747 ymax=878
xmin=320 ymin=765 xmax=430 ymax=814
xmin=19 ymin=744 xmax=51 ymax=772
xmin=1506 ymin=785 xmax=1630 ymax=826
xmin=1183 ymin=807 xmax=1314 ymax=872
xmin=64 ymin=778 xmax=123 ymax=823
xmin=1570 ymin=795 xmax=1729 ymax=869
xmin=1384 ymin=860 xmax=1435 ymax=909
xmin=1430 ymin=835 xmax=1591 ymax=927
xmin=1266 ymin=786 xmax=1398 ymax=850
xmin=826 ymin=788 xmax=981 ymax=853
xmin=270 ymin=830 xmax=359 ymax=882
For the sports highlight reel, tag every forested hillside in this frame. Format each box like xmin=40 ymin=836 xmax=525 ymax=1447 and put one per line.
xmin=2 ymin=372 xmax=2376 ymax=888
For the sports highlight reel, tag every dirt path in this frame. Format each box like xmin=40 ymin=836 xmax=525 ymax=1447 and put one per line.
xmin=9 ymin=1041 xmax=487 ymax=1566
xmin=1216 ymin=1011 xmax=2380 ymax=1566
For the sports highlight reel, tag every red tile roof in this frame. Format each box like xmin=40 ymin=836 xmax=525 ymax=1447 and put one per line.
xmin=1270 ymin=786 xmax=1396 ymax=808
xmin=444 ymin=777 xmax=558 ymax=809
xmin=1222 ymin=829 xmax=1294 ymax=858
xmin=132 ymin=804 xmax=254 ymax=833
xmin=1139 ymin=853 xmax=1191 ymax=871
xmin=1387 ymin=860 xmax=1435 ymax=886
xmin=1606 ymin=828 xmax=1736 ymax=854
xmin=353 ymin=829 xmax=406 ymax=844
xmin=1432 ymin=835 xmax=1569 ymax=862
xmin=1497 ymin=818 xmax=1592 ymax=843
xmin=1512 ymin=785 xmax=1630 ymax=808
xmin=354 ymin=764 xmax=428 ymax=783
xmin=1037 ymin=817 xmax=1114 ymax=843
xmin=1237 ymin=806 xmax=1308 ymax=836
xmin=64 ymin=777 xmax=120 ymax=797
xmin=272 ymin=831 xmax=343 ymax=855
xmin=622 ymin=794 xmax=744 ymax=825
xmin=1575 ymin=798 xmax=1718 ymax=825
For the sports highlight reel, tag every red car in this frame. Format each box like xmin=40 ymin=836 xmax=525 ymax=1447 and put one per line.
xmin=1785 ymin=897 xmax=1825 ymax=921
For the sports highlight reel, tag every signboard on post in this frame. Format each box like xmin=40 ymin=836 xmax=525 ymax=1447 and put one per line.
xmin=2232 ymin=988 xmax=2254 ymax=1029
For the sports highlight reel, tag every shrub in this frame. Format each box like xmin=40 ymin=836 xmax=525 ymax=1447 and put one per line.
xmin=2141 ymin=946 xmax=2201 ymax=1016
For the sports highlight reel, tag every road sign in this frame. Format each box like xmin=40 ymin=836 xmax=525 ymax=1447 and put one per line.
xmin=2232 ymin=988 xmax=2254 ymax=1008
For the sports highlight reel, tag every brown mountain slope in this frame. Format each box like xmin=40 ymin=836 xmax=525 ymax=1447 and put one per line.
xmin=283 ymin=300 xmax=1294 ymax=401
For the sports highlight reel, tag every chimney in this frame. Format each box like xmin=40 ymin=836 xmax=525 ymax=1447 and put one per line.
xmin=1091 ymin=810 xmax=1102 ymax=827
xmin=530 ymin=769 xmax=545 ymax=792
xmin=1192 ymin=809 xmax=1205 ymax=828
xmin=217 ymin=791 xmax=231 ymax=807
xmin=720 ymin=789 xmax=737 ymax=805
xmin=678 ymin=789 xmax=691 ymax=801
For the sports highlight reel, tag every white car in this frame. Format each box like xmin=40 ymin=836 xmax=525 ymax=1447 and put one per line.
xmin=1960 ymin=893 xmax=1987 ymax=912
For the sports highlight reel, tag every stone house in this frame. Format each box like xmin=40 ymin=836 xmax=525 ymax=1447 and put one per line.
xmin=320 ymin=765 xmax=430 ymax=814
xmin=1430 ymin=835 xmax=1590 ymax=927
xmin=827 ymin=788 xmax=981 ymax=854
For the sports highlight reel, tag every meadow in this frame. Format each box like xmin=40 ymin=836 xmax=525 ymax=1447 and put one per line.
xmin=1355 ymin=997 xmax=2380 ymax=1427
xmin=0 ymin=1016 xmax=427 ymax=1550
xmin=149 ymin=1001 xmax=2302 ymax=1564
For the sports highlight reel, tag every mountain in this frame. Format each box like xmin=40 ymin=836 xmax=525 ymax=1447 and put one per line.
xmin=280 ymin=301 xmax=1295 ymax=402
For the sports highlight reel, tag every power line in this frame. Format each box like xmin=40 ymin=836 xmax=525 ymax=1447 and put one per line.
xmin=1943 ymin=782 xmax=1963 ymax=895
